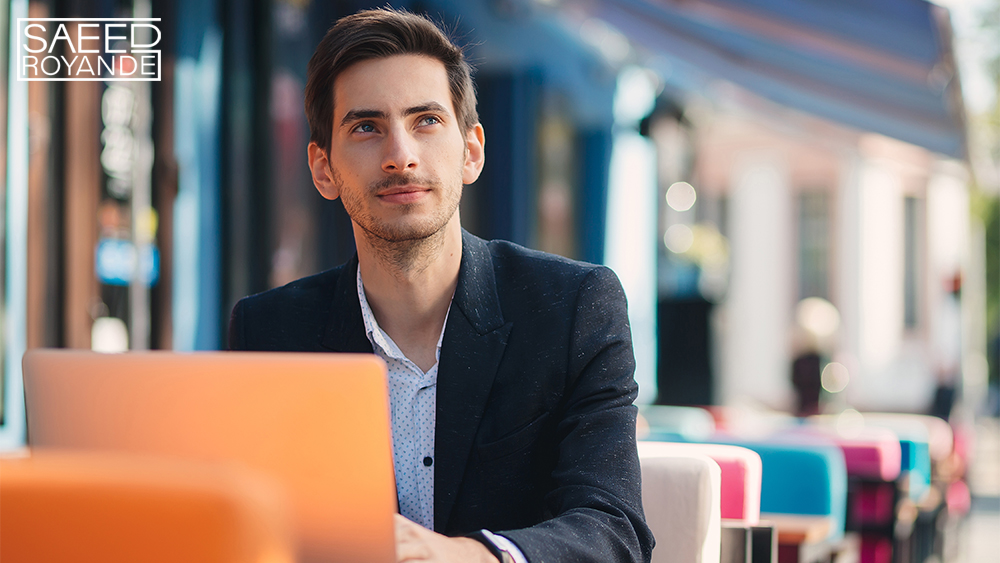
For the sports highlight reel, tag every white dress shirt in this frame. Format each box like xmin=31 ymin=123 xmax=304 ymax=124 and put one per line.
xmin=356 ymin=269 xmax=528 ymax=563
xmin=357 ymin=268 xmax=442 ymax=529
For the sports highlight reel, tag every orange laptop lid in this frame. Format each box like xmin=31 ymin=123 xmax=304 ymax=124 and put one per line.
xmin=22 ymin=349 xmax=396 ymax=563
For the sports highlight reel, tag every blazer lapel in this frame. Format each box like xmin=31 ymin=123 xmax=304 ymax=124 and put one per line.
xmin=320 ymin=255 xmax=374 ymax=354
xmin=434 ymin=231 xmax=512 ymax=532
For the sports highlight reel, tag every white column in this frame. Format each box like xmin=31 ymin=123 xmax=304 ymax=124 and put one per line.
xmin=721 ymin=152 xmax=793 ymax=409
xmin=851 ymin=157 xmax=933 ymax=410
xmin=606 ymin=132 xmax=658 ymax=405
xmin=927 ymin=168 xmax=984 ymax=409
xmin=856 ymin=159 xmax=904 ymax=386
xmin=835 ymin=151 xmax=863 ymax=405
xmin=605 ymin=67 xmax=658 ymax=404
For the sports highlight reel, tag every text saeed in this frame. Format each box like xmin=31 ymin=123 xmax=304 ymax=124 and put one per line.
xmin=17 ymin=19 xmax=162 ymax=81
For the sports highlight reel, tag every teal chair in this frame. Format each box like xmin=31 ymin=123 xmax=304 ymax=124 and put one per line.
xmin=710 ymin=436 xmax=848 ymax=543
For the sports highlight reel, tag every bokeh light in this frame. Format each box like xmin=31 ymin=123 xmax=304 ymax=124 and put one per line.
xmin=664 ymin=224 xmax=694 ymax=253
xmin=821 ymin=362 xmax=850 ymax=393
xmin=665 ymin=181 xmax=697 ymax=212
xmin=795 ymin=297 xmax=841 ymax=339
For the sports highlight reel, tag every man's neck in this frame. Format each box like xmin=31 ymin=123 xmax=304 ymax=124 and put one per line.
xmin=355 ymin=217 xmax=462 ymax=372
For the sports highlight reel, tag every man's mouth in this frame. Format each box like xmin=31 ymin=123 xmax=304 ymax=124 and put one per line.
xmin=376 ymin=185 xmax=430 ymax=204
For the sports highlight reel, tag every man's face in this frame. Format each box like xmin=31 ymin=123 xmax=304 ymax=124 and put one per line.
xmin=309 ymin=54 xmax=485 ymax=243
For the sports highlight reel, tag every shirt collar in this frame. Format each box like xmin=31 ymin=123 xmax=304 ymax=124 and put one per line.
xmin=356 ymin=267 xmax=451 ymax=363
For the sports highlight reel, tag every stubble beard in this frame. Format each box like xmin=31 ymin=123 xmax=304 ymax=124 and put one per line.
xmin=332 ymin=166 xmax=463 ymax=273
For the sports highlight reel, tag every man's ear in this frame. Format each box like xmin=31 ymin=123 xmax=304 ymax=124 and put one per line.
xmin=462 ymin=123 xmax=485 ymax=185
xmin=308 ymin=142 xmax=340 ymax=200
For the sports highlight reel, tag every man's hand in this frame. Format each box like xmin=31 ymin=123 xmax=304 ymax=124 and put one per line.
xmin=394 ymin=514 xmax=499 ymax=563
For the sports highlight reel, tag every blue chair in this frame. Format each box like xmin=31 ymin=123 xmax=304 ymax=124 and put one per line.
xmin=710 ymin=436 xmax=848 ymax=543
xmin=898 ymin=438 xmax=931 ymax=501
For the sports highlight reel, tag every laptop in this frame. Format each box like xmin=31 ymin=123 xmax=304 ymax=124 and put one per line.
xmin=22 ymin=349 xmax=396 ymax=563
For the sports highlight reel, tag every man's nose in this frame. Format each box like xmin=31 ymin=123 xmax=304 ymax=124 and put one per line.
xmin=382 ymin=128 xmax=419 ymax=173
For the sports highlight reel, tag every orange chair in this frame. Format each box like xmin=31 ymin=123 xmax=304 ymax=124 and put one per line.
xmin=0 ymin=451 xmax=294 ymax=563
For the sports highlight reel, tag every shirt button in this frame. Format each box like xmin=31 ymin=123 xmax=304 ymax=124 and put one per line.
xmin=423 ymin=456 xmax=433 ymax=467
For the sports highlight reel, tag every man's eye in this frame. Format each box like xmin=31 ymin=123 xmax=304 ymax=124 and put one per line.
xmin=418 ymin=116 xmax=441 ymax=126
xmin=353 ymin=123 xmax=376 ymax=134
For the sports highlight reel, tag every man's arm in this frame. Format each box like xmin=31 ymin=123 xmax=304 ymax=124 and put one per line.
xmin=497 ymin=266 xmax=654 ymax=563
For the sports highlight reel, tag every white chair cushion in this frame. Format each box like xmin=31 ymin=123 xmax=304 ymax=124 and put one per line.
xmin=639 ymin=443 xmax=722 ymax=563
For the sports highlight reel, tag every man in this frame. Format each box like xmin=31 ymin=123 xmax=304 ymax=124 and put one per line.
xmin=229 ymin=8 xmax=653 ymax=563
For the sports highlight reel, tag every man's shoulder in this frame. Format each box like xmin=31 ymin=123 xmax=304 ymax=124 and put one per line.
xmin=483 ymin=237 xmax=619 ymax=290
xmin=473 ymin=237 xmax=624 ymax=318
xmin=229 ymin=264 xmax=352 ymax=351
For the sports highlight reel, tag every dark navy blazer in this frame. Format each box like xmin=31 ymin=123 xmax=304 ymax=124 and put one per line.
xmin=229 ymin=230 xmax=654 ymax=563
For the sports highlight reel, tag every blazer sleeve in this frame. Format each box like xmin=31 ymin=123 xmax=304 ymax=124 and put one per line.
xmin=499 ymin=266 xmax=654 ymax=563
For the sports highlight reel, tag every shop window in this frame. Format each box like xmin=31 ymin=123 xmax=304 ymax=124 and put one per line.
xmin=798 ymin=191 xmax=829 ymax=300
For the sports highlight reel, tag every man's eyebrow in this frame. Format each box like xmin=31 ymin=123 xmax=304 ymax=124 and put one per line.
xmin=340 ymin=109 xmax=386 ymax=127
xmin=403 ymin=102 xmax=449 ymax=116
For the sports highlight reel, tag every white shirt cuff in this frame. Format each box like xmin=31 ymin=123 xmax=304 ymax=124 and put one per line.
xmin=480 ymin=529 xmax=529 ymax=563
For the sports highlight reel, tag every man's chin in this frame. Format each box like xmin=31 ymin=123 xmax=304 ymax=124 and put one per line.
xmin=361 ymin=222 xmax=447 ymax=245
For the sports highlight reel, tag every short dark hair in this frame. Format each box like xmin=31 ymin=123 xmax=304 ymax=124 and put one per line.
xmin=305 ymin=8 xmax=478 ymax=155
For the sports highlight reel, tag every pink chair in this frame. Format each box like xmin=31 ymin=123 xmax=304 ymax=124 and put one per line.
xmin=859 ymin=413 xmax=952 ymax=464
xmin=639 ymin=441 xmax=770 ymax=563
xmin=640 ymin=441 xmax=762 ymax=524
xmin=798 ymin=423 xmax=902 ymax=482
